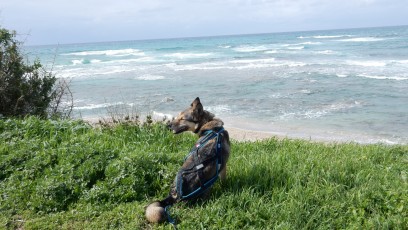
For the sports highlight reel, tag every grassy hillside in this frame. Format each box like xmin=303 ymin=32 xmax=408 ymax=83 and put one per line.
xmin=0 ymin=117 xmax=407 ymax=229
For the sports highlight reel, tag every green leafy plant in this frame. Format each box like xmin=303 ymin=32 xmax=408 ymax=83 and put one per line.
xmin=0 ymin=27 xmax=72 ymax=118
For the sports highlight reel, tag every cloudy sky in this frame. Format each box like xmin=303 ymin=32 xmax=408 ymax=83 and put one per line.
xmin=1 ymin=0 xmax=407 ymax=45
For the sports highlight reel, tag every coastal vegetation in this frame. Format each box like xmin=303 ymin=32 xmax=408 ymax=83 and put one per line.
xmin=1 ymin=117 xmax=407 ymax=229
xmin=0 ymin=27 xmax=72 ymax=119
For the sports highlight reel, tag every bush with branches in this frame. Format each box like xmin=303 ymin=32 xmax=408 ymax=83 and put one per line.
xmin=0 ymin=26 xmax=72 ymax=118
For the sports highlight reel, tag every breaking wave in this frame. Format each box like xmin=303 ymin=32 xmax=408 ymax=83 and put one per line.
xmin=279 ymin=101 xmax=362 ymax=120
xmin=63 ymin=48 xmax=145 ymax=57
xmin=136 ymin=74 xmax=165 ymax=81
xmin=164 ymin=52 xmax=214 ymax=59
xmin=337 ymin=37 xmax=385 ymax=42
xmin=357 ymin=74 xmax=408 ymax=81
xmin=347 ymin=60 xmax=387 ymax=67
xmin=298 ymin=35 xmax=354 ymax=39
xmin=233 ymin=45 xmax=270 ymax=52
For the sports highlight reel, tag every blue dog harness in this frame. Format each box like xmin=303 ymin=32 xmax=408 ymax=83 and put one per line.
xmin=176 ymin=127 xmax=225 ymax=200
xmin=165 ymin=127 xmax=225 ymax=228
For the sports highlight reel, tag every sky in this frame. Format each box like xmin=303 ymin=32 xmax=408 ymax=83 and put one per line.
xmin=0 ymin=0 xmax=407 ymax=45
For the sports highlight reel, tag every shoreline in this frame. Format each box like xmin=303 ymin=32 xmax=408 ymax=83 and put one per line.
xmin=81 ymin=116 xmax=406 ymax=144
xmin=225 ymin=125 xmax=405 ymax=145
xmin=225 ymin=126 xmax=344 ymax=143
xmin=83 ymin=116 xmax=280 ymax=142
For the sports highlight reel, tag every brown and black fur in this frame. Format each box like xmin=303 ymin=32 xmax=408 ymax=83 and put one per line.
xmin=145 ymin=97 xmax=230 ymax=223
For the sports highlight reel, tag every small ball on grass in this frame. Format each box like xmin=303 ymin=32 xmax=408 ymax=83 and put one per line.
xmin=145 ymin=202 xmax=166 ymax=223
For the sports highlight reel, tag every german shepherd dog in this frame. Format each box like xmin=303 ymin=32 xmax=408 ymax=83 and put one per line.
xmin=145 ymin=97 xmax=231 ymax=223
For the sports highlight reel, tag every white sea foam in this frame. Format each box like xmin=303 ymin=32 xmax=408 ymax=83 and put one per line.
xmin=269 ymin=92 xmax=302 ymax=99
xmin=269 ymin=93 xmax=286 ymax=99
xmin=136 ymin=74 xmax=165 ymax=81
xmin=71 ymin=59 xmax=102 ymax=65
xmin=232 ymin=59 xmax=306 ymax=69
xmin=152 ymin=111 xmax=173 ymax=121
xmin=74 ymin=102 xmax=125 ymax=110
xmin=314 ymin=35 xmax=354 ymax=39
xmin=91 ymin=59 xmax=102 ymax=63
xmin=279 ymin=101 xmax=362 ymax=120
xmin=347 ymin=60 xmax=387 ymax=67
xmin=264 ymin=50 xmax=278 ymax=54
xmin=316 ymin=50 xmax=337 ymax=55
xmin=285 ymin=62 xmax=307 ymax=67
xmin=56 ymin=65 xmax=139 ymax=78
xmin=72 ymin=59 xmax=84 ymax=65
xmin=168 ymin=59 xmax=307 ymax=71
xmin=164 ymin=52 xmax=214 ymax=59
xmin=301 ymin=41 xmax=321 ymax=45
xmin=298 ymin=35 xmax=354 ymax=39
xmin=396 ymin=60 xmax=408 ymax=64
xmin=287 ymin=46 xmax=304 ymax=50
xmin=337 ymin=37 xmax=384 ymax=42
xmin=64 ymin=48 xmax=145 ymax=57
xmin=166 ymin=62 xmax=224 ymax=71
xmin=280 ymin=44 xmax=306 ymax=51
xmin=229 ymin=58 xmax=276 ymax=64
xmin=206 ymin=105 xmax=231 ymax=114
xmin=233 ymin=45 xmax=269 ymax=52
xmin=357 ymin=74 xmax=408 ymax=81
xmin=106 ymin=57 xmax=156 ymax=64
xmin=300 ymin=89 xmax=312 ymax=95
xmin=380 ymin=139 xmax=399 ymax=145
xmin=284 ymin=42 xmax=321 ymax=46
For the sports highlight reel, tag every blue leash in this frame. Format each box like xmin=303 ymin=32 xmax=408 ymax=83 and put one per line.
xmin=165 ymin=205 xmax=177 ymax=229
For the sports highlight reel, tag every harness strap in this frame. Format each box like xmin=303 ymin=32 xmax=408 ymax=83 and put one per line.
xmin=165 ymin=205 xmax=178 ymax=230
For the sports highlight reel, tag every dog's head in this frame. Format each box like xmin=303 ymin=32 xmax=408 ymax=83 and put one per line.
xmin=168 ymin=97 xmax=214 ymax=134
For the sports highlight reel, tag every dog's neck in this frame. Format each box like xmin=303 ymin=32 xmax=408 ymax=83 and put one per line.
xmin=196 ymin=118 xmax=224 ymax=136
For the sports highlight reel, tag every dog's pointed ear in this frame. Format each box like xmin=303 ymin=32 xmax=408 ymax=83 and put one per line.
xmin=191 ymin=97 xmax=203 ymax=120
xmin=191 ymin=97 xmax=201 ymax=107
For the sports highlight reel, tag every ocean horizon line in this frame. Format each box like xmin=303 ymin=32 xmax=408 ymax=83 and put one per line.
xmin=25 ymin=24 xmax=408 ymax=47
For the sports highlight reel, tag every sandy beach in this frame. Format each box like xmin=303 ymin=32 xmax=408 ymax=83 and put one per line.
xmin=225 ymin=126 xmax=277 ymax=142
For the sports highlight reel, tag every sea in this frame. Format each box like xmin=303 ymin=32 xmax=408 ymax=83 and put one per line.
xmin=25 ymin=25 xmax=408 ymax=144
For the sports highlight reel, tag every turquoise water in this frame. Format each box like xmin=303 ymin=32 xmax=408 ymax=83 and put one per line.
xmin=27 ymin=26 xmax=408 ymax=144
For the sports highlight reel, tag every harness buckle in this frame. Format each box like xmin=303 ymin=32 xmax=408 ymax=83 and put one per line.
xmin=196 ymin=164 xmax=204 ymax=170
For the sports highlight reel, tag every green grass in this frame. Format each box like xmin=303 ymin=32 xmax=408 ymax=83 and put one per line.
xmin=1 ymin=116 xmax=407 ymax=229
